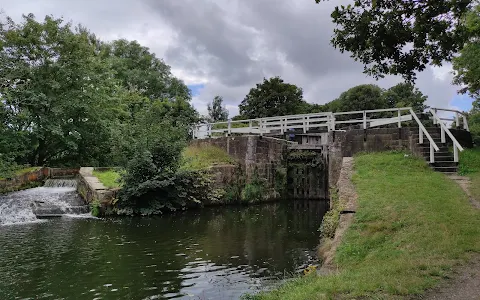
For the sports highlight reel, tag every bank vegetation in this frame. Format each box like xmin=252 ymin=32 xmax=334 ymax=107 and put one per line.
xmin=250 ymin=152 xmax=480 ymax=299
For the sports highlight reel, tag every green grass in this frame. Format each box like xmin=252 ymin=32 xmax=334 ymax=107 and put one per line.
xmin=0 ymin=166 xmax=42 ymax=180
xmin=251 ymin=152 xmax=480 ymax=299
xmin=459 ymin=147 xmax=480 ymax=202
xmin=92 ymin=170 xmax=122 ymax=188
xmin=180 ymin=145 xmax=235 ymax=170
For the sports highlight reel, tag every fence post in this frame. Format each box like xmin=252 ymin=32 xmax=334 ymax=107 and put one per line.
xmin=433 ymin=108 xmax=438 ymax=125
xmin=249 ymin=120 xmax=252 ymax=134
xmin=454 ymin=146 xmax=459 ymax=163
xmin=397 ymin=109 xmax=401 ymax=128
xmin=441 ymin=126 xmax=445 ymax=143
xmin=463 ymin=115 xmax=469 ymax=131
xmin=430 ymin=143 xmax=434 ymax=163
xmin=303 ymin=116 xmax=307 ymax=133
xmin=331 ymin=115 xmax=336 ymax=131
xmin=228 ymin=119 xmax=231 ymax=135
xmin=455 ymin=112 xmax=460 ymax=128
xmin=363 ymin=111 xmax=367 ymax=129
xmin=419 ymin=127 xmax=424 ymax=144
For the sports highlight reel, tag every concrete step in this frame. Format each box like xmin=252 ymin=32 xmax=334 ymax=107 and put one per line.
xmin=32 ymin=205 xmax=90 ymax=218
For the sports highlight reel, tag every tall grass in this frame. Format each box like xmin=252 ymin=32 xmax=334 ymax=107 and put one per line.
xmin=180 ymin=145 xmax=235 ymax=170
xmin=92 ymin=170 xmax=122 ymax=188
xmin=250 ymin=152 xmax=480 ymax=299
xmin=459 ymin=147 xmax=480 ymax=202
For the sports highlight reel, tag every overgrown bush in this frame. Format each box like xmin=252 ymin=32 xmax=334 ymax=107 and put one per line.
xmin=240 ymin=169 xmax=267 ymax=204
xmin=117 ymin=151 xmax=223 ymax=215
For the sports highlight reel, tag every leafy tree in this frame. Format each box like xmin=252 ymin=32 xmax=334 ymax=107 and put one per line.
xmin=335 ymin=84 xmax=386 ymax=112
xmin=315 ymin=0 xmax=474 ymax=81
xmin=453 ymin=4 xmax=480 ymax=98
xmin=207 ymin=96 xmax=229 ymax=122
xmin=100 ymin=39 xmax=191 ymax=101
xmin=0 ymin=14 xmax=120 ymax=166
xmin=239 ymin=76 xmax=306 ymax=118
xmin=382 ymin=83 xmax=428 ymax=112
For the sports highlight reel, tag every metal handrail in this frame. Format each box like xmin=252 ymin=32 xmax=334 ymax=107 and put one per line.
xmin=429 ymin=109 xmax=464 ymax=162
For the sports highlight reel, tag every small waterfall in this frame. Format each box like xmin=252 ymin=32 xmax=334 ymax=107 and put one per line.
xmin=0 ymin=179 xmax=88 ymax=226
xmin=44 ymin=179 xmax=77 ymax=188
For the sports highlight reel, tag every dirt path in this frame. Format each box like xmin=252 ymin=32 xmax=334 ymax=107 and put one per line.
xmin=417 ymin=175 xmax=480 ymax=300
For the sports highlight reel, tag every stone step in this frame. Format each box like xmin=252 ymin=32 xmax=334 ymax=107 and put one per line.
xmin=431 ymin=161 xmax=458 ymax=167
xmin=422 ymin=154 xmax=454 ymax=160
xmin=431 ymin=166 xmax=458 ymax=173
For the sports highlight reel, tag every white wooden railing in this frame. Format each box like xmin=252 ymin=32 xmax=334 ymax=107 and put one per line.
xmin=192 ymin=107 xmax=469 ymax=163
xmin=429 ymin=108 xmax=465 ymax=162
xmin=430 ymin=107 xmax=469 ymax=131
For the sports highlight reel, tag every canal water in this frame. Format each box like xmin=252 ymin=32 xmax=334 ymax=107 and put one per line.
xmin=0 ymin=200 xmax=327 ymax=299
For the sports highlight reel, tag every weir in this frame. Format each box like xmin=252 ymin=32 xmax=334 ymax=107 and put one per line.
xmin=0 ymin=178 xmax=89 ymax=225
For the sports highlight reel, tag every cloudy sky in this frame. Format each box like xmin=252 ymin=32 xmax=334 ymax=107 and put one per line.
xmin=1 ymin=0 xmax=474 ymax=118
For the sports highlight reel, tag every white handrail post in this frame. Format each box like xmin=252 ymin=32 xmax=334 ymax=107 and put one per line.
xmin=430 ymin=143 xmax=435 ymax=163
xmin=208 ymin=124 xmax=211 ymax=137
xmin=260 ymin=120 xmax=264 ymax=136
xmin=331 ymin=114 xmax=336 ymax=131
xmin=463 ymin=115 xmax=469 ymax=131
xmin=306 ymin=116 xmax=310 ymax=132
xmin=455 ymin=112 xmax=460 ymax=128
xmin=249 ymin=120 xmax=253 ymax=134
xmin=397 ymin=109 xmax=401 ymax=128
xmin=363 ymin=111 xmax=367 ymax=129
xmin=440 ymin=126 xmax=445 ymax=143
xmin=454 ymin=145 xmax=459 ymax=163
xmin=227 ymin=119 xmax=231 ymax=135
xmin=419 ymin=127 xmax=424 ymax=144
xmin=303 ymin=116 xmax=307 ymax=133
xmin=433 ymin=108 xmax=438 ymax=125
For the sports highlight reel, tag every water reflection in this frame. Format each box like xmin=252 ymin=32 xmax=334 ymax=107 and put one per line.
xmin=0 ymin=200 xmax=328 ymax=299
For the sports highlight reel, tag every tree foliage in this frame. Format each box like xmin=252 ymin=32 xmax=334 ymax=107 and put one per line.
xmin=0 ymin=14 xmax=196 ymax=170
xmin=301 ymin=82 xmax=428 ymax=114
xmin=453 ymin=4 xmax=480 ymax=98
xmin=315 ymin=0 xmax=474 ymax=81
xmin=207 ymin=95 xmax=228 ymax=122
xmin=239 ymin=76 xmax=306 ymax=119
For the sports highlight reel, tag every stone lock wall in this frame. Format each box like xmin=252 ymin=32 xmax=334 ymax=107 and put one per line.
xmin=189 ymin=136 xmax=290 ymax=190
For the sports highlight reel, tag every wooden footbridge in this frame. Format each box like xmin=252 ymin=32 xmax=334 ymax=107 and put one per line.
xmin=192 ymin=107 xmax=471 ymax=174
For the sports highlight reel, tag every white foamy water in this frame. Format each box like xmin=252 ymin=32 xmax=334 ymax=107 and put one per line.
xmin=0 ymin=180 xmax=87 ymax=226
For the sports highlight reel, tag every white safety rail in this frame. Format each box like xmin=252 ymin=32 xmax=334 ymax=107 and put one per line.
xmin=191 ymin=107 xmax=474 ymax=164
xmin=429 ymin=108 xmax=465 ymax=162
xmin=430 ymin=107 xmax=469 ymax=131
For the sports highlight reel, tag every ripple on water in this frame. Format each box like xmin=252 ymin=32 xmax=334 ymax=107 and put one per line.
xmin=0 ymin=201 xmax=327 ymax=299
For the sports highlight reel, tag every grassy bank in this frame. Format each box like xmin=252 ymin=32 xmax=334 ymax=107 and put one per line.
xmin=250 ymin=152 xmax=480 ymax=299
xmin=180 ymin=144 xmax=235 ymax=170
xmin=0 ymin=166 xmax=42 ymax=180
xmin=459 ymin=147 xmax=480 ymax=201
xmin=92 ymin=169 xmax=121 ymax=188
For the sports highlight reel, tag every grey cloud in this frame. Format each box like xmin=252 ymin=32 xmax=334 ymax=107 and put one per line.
xmin=1 ymin=0 xmax=463 ymax=116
